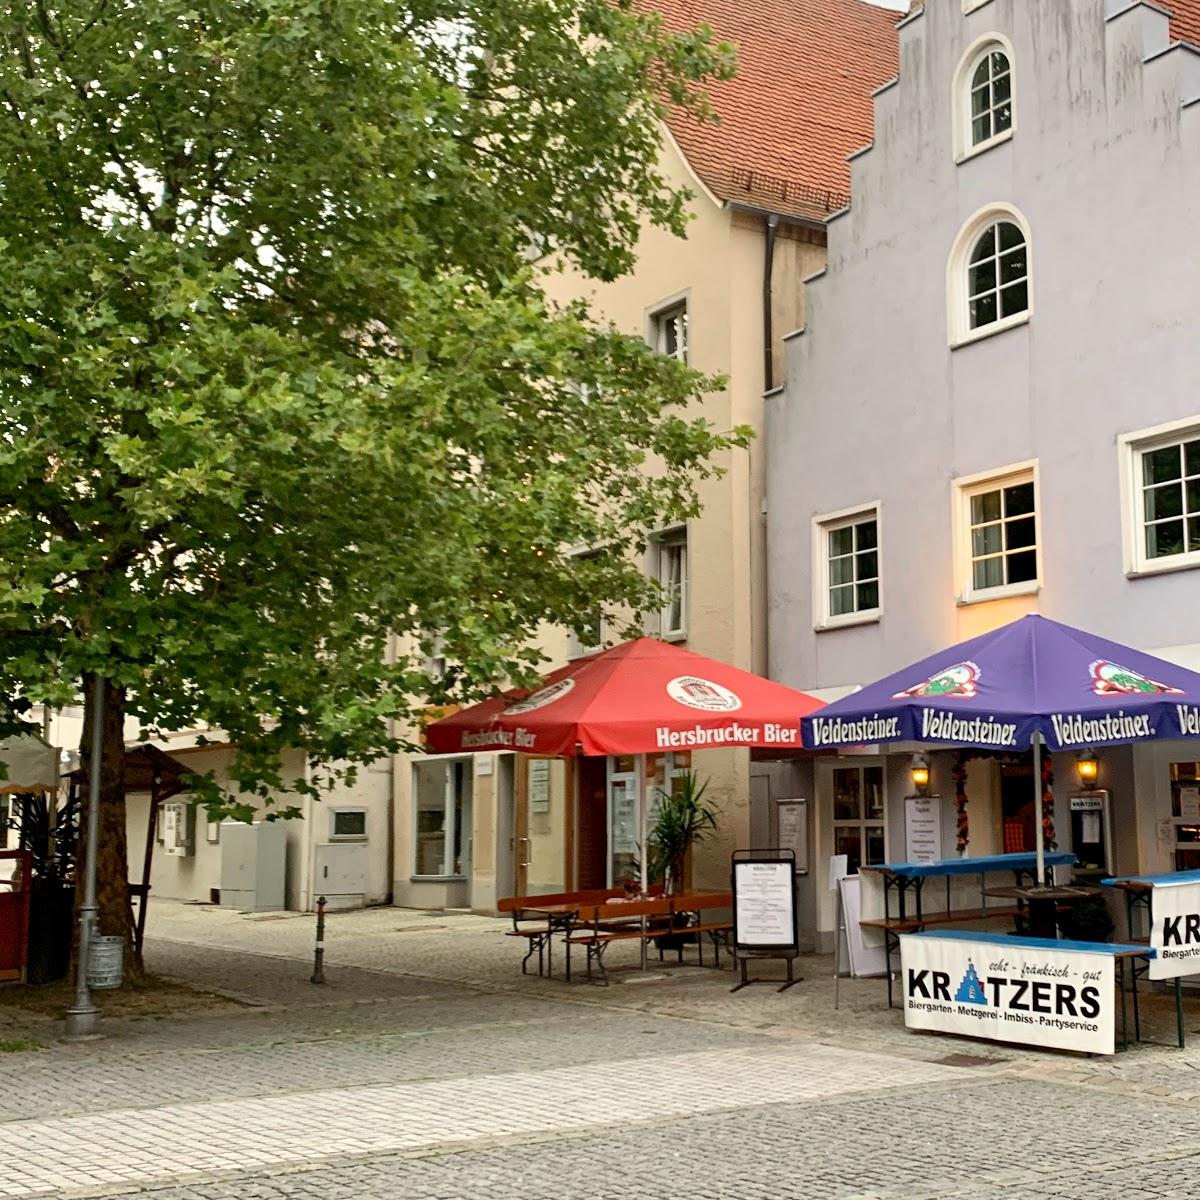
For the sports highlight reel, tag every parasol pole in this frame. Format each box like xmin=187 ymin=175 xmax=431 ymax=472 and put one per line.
xmin=638 ymin=753 xmax=648 ymax=895
xmin=1032 ymin=731 xmax=1046 ymax=886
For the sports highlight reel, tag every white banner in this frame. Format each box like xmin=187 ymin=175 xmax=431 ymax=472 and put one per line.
xmin=900 ymin=934 xmax=1115 ymax=1055
xmin=1149 ymin=881 xmax=1200 ymax=980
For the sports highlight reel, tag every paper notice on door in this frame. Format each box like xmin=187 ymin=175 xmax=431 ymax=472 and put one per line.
xmin=1158 ymin=817 xmax=1177 ymax=849
xmin=1080 ymin=812 xmax=1101 ymax=845
xmin=829 ymin=854 xmax=849 ymax=892
xmin=1180 ymin=786 xmax=1200 ymax=822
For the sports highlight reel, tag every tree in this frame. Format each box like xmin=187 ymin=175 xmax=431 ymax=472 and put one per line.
xmin=0 ymin=1 xmax=740 ymax=966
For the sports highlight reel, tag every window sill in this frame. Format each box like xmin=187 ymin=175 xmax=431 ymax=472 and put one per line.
xmin=1127 ymin=555 xmax=1200 ymax=580
xmin=329 ymin=835 xmax=369 ymax=844
xmin=951 ymin=311 xmax=1030 ymax=350
xmin=957 ymin=580 xmax=1039 ymax=606
xmin=409 ymin=874 xmax=467 ymax=883
xmin=955 ymin=127 xmax=1011 ymax=165
xmin=659 ymin=629 xmax=688 ymax=644
xmin=815 ymin=610 xmax=882 ymax=633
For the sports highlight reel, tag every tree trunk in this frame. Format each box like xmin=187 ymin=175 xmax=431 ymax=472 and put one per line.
xmin=76 ymin=677 xmax=136 ymax=981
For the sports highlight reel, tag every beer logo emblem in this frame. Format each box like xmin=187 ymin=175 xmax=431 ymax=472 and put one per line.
xmin=666 ymin=675 xmax=742 ymax=713
xmin=893 ymin=661 xmax=980 ymax=700
xmin=1090 ymin=660 xmax=1182 ymax=697
xmin=505 ymin=678 xmax=576 ymax=715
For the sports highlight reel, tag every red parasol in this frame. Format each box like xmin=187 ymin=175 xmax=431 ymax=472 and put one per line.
xmin=425 ymin=638 xmax=823 ymax=757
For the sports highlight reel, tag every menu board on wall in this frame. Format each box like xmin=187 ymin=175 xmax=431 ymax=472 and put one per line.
xmin=528 ymin=759 xmax=552 ymax=814
xmin=904 ymin=794 xmax=943 ymax=865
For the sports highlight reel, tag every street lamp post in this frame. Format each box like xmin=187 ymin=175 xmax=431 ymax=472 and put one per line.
xmin=66 ymin=673 xmax=104 ymax=1040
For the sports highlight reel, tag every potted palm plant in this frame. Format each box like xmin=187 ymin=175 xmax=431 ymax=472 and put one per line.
xmin=647 ymin=771 xmax=719 ymax=952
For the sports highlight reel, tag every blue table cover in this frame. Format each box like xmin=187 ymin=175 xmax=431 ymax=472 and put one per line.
xmin=1102 ymin=870 xmax=1200 ymax=888
xmin=865 ymin=850 xmax=1078 ymax=879
xmin=905 ymin=928 xmax=1154 ymax=957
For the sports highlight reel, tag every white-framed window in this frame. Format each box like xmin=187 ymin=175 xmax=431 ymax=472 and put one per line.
xmin=412 ymin=758 xmax=471 ymax=877
xmin=330 ymin=808 xmax=368 ymax=841
xmin=651 ymin=526 xmax=688 ymax=639
xmin=422 ymin=632 xmax=447 ymax=682
xmin=1119 ymin=417 xmax=1200 ymax=576
xmin=568 ymin=548 xmax=604 ymax=658
xmin=947 ymin=204 xmax=1031 ymax=346
xmin=954 ymin=463 xmax=1040 ymax=603
xmin=813 ymin=505 xmax=881 ymax=629
xmin=953 ymin=34 xmax=1015 ymax=161
xmin=830 ymin=763 xmax=886 ymax=876
xmin=653 ymin=301 xmax=688 ymax=365
xmin=205 ymin=817 xmax=221 ymax=845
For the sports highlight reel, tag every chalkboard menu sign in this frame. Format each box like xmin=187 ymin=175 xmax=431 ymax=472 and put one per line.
xmin=731 ymin=849 xmax=801 ymax=992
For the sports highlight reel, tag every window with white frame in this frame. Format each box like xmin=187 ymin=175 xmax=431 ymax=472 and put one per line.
xmin=954 ymin=34 xmax=1014 ymax=161
xmin=831 ymin=765 xmax=885 ymax=875
xmin=569 ymin=549 xmax=604 ymax=657
xmin=967 ymin=46 xmax=1012 ymax=147
xmin=653 ymin=302 xmax=688 ymax=364
xmin=1122 ymin=421 xmax=1200 ymax=574
xmin=331 ymin=808 xmax=368 ymax=841
xmin=948 ymin=206 xmax=1031 ymax=345
xmin=815 ymin=507 xmax=880 ymax=627
xmin=967 ymin=220 xmax=1027 ymax=331
xmin=652 ymin=527 xmax=688 ymax=638
xmin=958 ymin=468 xmax=1039 ymax=599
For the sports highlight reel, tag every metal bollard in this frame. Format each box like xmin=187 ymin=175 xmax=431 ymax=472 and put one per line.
xmin=311 ymin=895 xmax=326 ymax=984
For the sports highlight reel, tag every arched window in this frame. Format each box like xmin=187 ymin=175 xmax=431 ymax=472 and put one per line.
xmin=954 ymin=35 xmax=1015 ymax=160
xmin=967 ymin=220 xmax=1027 ymax=331
xmin=969 ymin=48 xmax=1012 ymax=146
xmin=947 ymin=205 xmax=1032 ymax=345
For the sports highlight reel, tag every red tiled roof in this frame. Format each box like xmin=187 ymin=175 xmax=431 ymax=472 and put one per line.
xmin=649 ymin=0 xmax=900 ymax=220
xmin=1169 ymin=0 xmax=1200 ymax=44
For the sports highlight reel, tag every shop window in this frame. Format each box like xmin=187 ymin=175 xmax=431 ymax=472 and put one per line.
xmin=832 ymin=765 xmax=885 ymax=874
xmin=1120 ymin=420 xmax=1200 ymax=576
xmin=413 ymin=759 xmax=471 ymax=877
xmin=652 ymin=527 xmax=688 ymax=639
xmin=954 ymin=464 xmax=1040 ymax=603
xmin=653 ymin=301 xmax=688 ymax=364
xmin=814 ymin=506 xmax=880 ymax=628
xmin=607 ymin=752 xmax=690 ymax=887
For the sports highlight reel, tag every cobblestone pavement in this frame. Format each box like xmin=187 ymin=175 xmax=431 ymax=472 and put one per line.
xmin=6 ymin=900 xmax=1200 ymax=1198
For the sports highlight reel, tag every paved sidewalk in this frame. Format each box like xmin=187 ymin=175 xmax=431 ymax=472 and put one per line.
xmin=6 ymin=899 xmax=1200 ymax=1199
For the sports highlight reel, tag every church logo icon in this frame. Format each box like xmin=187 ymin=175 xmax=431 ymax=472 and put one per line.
xmin=955 ymin=960 xmax=988 ymax=1005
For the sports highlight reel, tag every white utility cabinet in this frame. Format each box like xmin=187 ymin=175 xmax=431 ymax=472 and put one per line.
xmin=219 ymin=820 xmax=286 ymax=911
xmin=314 ymin=842 xmax=368 ymax=910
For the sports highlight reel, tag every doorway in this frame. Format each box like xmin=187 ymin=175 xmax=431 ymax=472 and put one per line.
xmin=512 ymin=756 xmax=570 ymax=897
xmin=1000 ymin=762 xmax=1035 ymax=853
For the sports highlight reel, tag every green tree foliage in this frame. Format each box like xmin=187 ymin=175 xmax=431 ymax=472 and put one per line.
xmin=0 ymin=1 xmax=740 ymax=950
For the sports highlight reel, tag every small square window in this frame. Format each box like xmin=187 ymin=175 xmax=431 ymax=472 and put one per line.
xmin=1127 ymin=427 xmax=1200 ymax=573
xmin=331 ymin=810 xmax=367 ymax=840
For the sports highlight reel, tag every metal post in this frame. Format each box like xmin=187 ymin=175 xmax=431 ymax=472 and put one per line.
xmin=311 ymin=895 xmax=326 ymax=984
xmin=1032 ymin=733 xmax=1046 ymax=886
xmin=66 ymin=674 xmax=104 ymax=1039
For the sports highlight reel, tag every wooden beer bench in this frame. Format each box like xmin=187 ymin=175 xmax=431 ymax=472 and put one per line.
xmin=497 ymin=889 xmax=622 ymax=977
xmin=564 ymin=891 xmax=734 ymax=985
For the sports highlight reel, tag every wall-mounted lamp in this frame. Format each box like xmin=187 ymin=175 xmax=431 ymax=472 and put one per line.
xmin=1076 ymin=749 xmax=1099 ymax=787
xmin=910 ymin=753 xmax=931 ymax=795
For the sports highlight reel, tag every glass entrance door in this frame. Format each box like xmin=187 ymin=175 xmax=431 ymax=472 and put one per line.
xmin=606 ymin=753 xmax=692 ymax=887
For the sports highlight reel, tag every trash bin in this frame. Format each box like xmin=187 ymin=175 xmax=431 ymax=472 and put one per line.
xmin=86 ymin=934 xmax=124 ymax=990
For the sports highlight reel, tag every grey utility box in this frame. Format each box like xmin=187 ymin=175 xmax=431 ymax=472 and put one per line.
xmin=219 ymin=820 xmax=286 ymax=912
